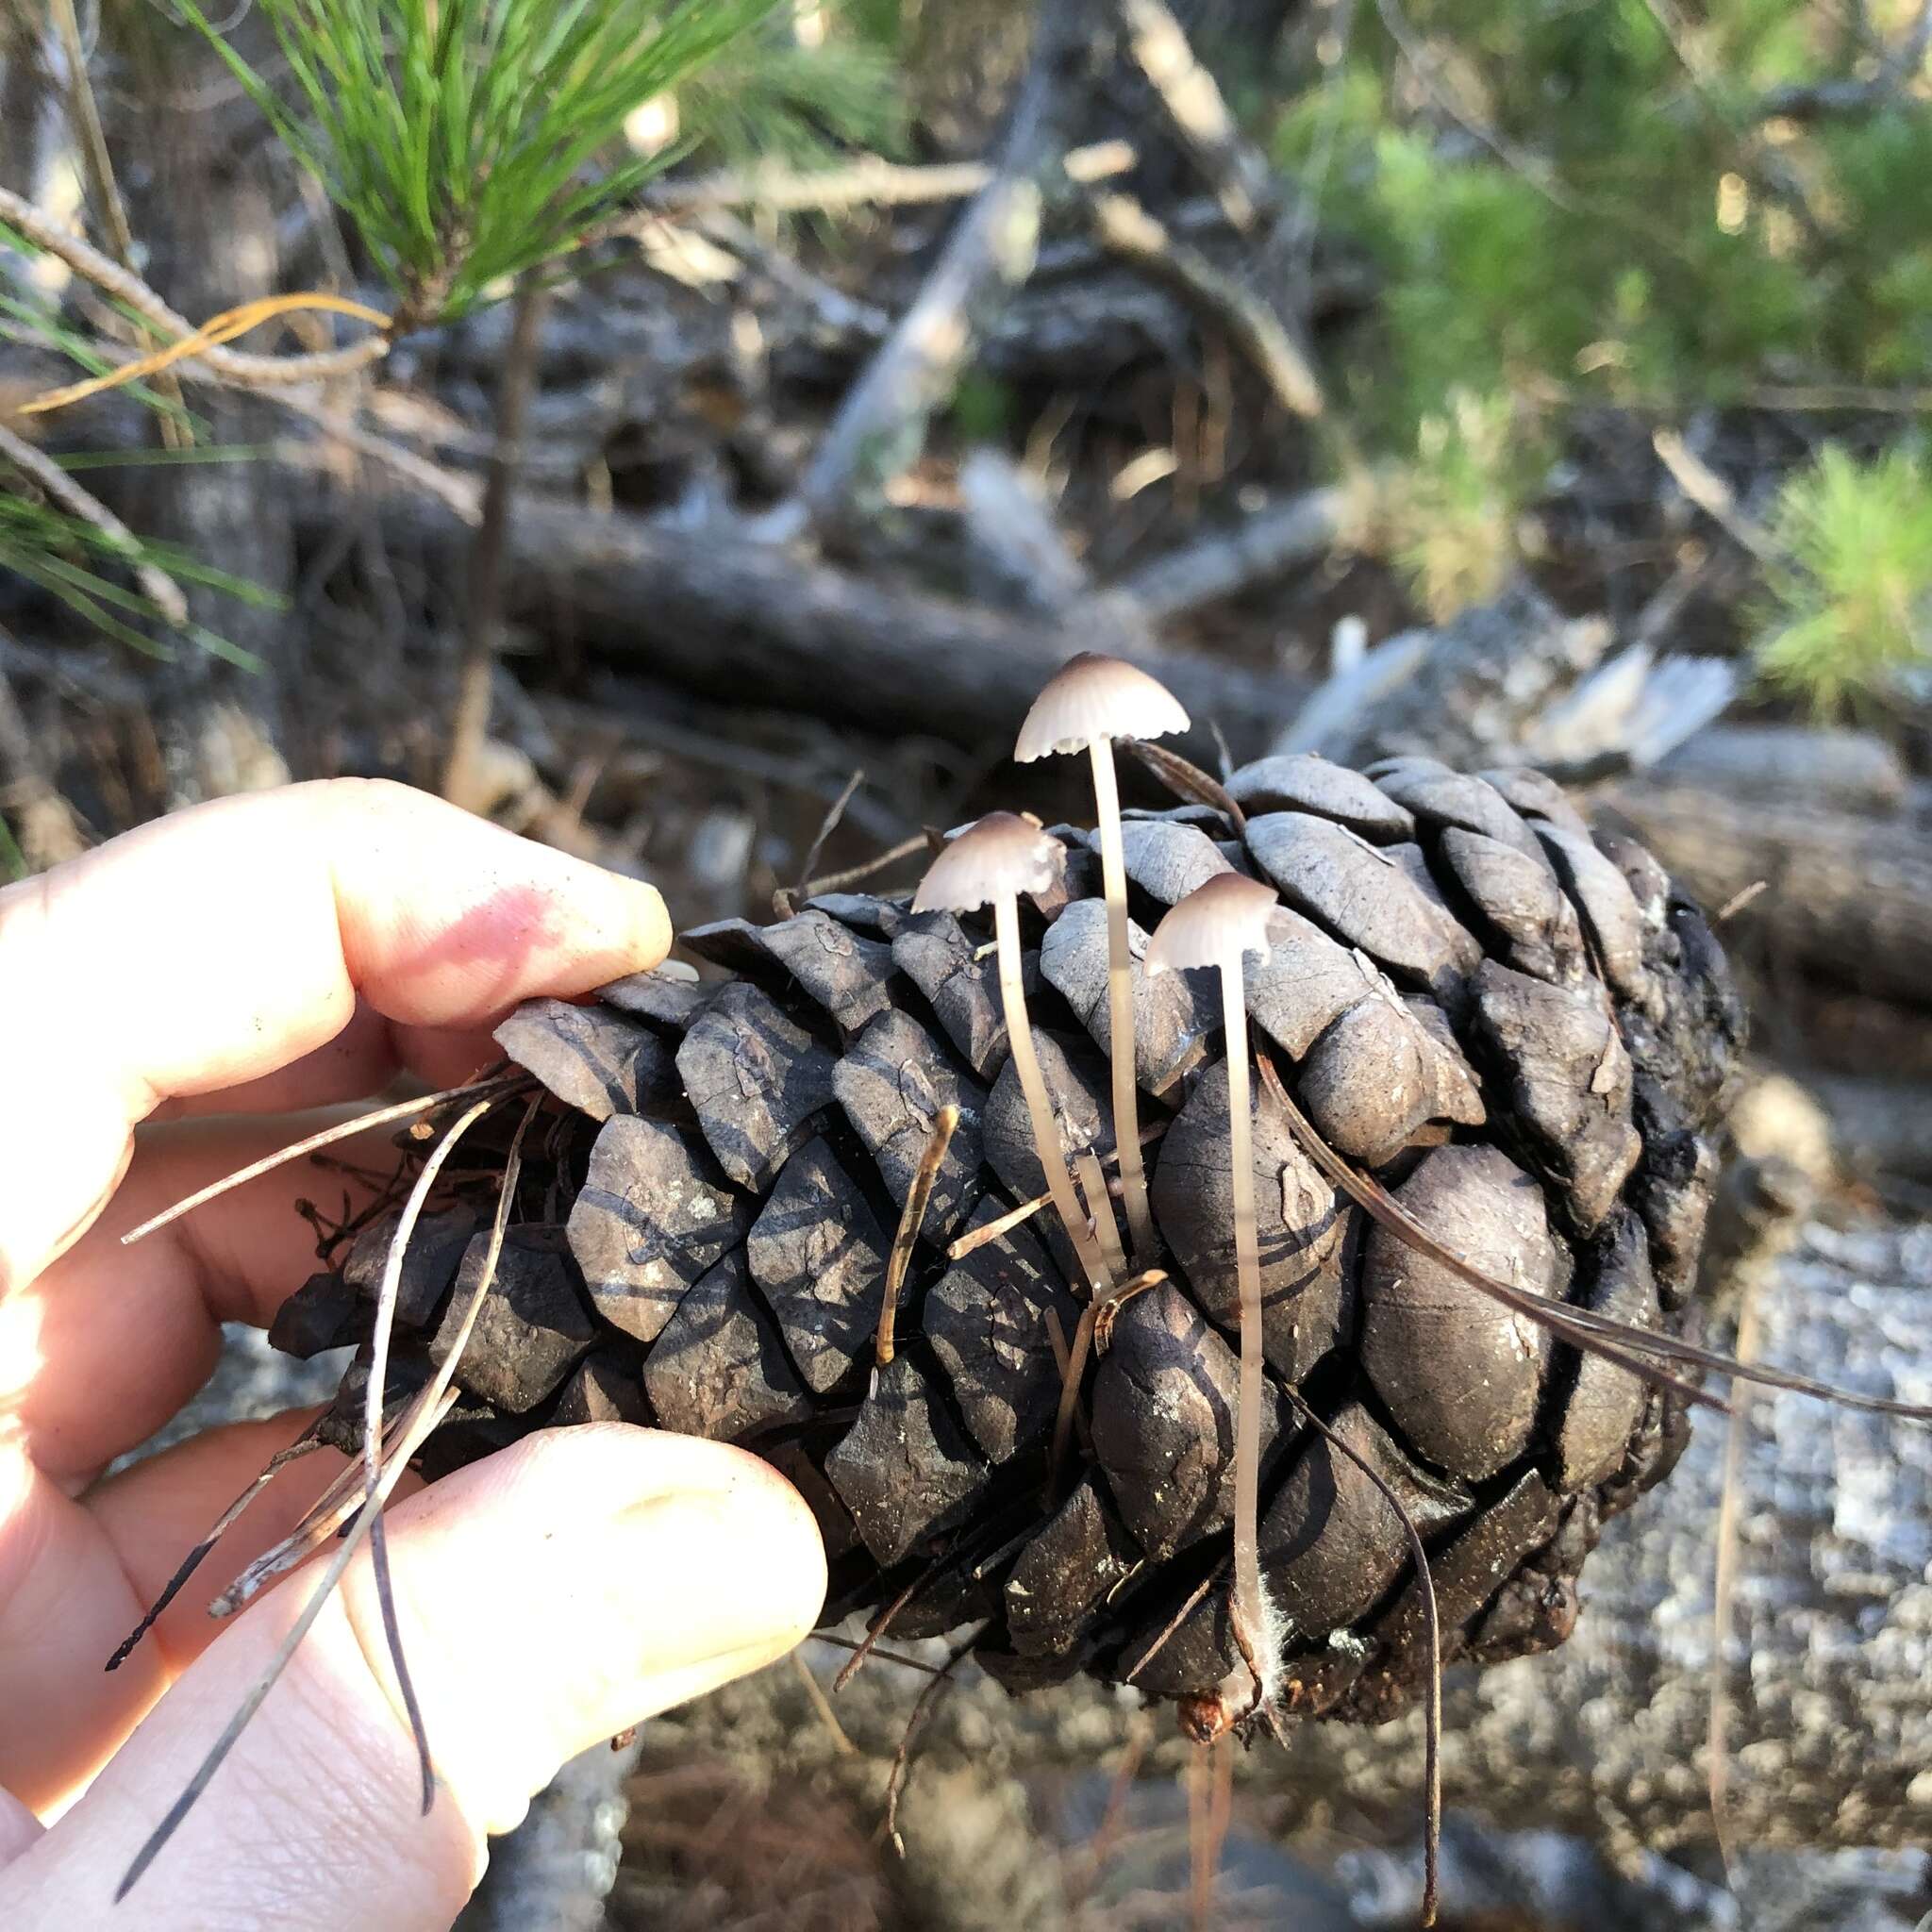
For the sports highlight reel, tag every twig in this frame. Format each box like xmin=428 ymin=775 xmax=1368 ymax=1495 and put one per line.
xmin=614 ymin=142 xmax=1134 ymax=224
xmin=443 ymin=274 xmax=548 ymax=809
xmin=1652 ymin=427 xmax=1779 ymax=562
xmin=780 ymin=769 xmax=867 ymax=917
xmin=882 ymin=1625 xmax=986 ymax=1853
xmin=0 ymin=184 xmax=388 ymax=390
xmin=1707 ymin=1271 xmax=1767 ymax=1881
xmin=1090 ymin=191 xmax=1326 ymax=419
xmin=47 ymin=0 xmax=189 ymax=445
xmin=875 ymin=1104 xmax=958 ymax=1366
xmin=0 ymin=417 xmax=188 ymax=625
xmin=797 ymin=831 xmax=932 ymax=899
xmin=1117 ymin=0 xmax=1278 ymax=229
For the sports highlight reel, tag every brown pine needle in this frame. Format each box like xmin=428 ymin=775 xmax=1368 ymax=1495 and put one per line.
xmin=20 ymin=292 xmax=391 ymax=416
xmin=120 ymin=1100 xmax=541 ymax=1899
xmin=115 ymin=1386 xmax=458 ymax=1902
xmin=120 ymin=1072 xmax=521 ymax=1246
xmin=876 ymin=1103 xmax=958 ymax=1365
xmin=1257 ymin=1055 xmax=1932 ymax=1424
xmin=105 ymin=1424 xmax=324 ymax=1672
xmin=1281 ymin=1380 xmax=1443 ymax=1926
xmin=1121 ymin=734 xmax=1247 ymax=832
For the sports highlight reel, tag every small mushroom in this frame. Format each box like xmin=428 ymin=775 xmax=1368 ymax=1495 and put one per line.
xmin=915 ymin=814 xmax=1113 ymax=1292
xmin=1017 ymin=653 xmax=1191 ymax=1262
xmin=1146 ymin=869 xmax=1284 ymax=1706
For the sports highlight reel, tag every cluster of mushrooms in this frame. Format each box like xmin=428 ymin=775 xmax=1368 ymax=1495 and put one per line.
xmin=916 ymin=652 xmax=1287 ymax=1716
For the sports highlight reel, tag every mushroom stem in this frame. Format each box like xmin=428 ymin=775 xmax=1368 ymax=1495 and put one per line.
xmin=1220 ymin=957 xmax=1272 ymax=1694
xmin=1089 ymin=737 xmax=1157 ymax=1258
xmin=994 ymin=892 xmax=1114 ymax=1294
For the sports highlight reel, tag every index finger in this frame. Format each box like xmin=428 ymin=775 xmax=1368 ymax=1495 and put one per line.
xmin=0 ymin=777 xmax=671 ymax=1297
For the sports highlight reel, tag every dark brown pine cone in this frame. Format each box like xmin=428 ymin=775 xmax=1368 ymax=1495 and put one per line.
xmin=279 ymin=750 xmax=1743 ymax=1729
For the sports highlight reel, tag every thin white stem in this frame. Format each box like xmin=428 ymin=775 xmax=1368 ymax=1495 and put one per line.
xmin=1090 ymin=740 xmax=1157 ymax=1258
xmin=1221 ymin=958 xmax=1270 ymax=1690
xmin=995 ymin=893 xmax=1113 ymax=1294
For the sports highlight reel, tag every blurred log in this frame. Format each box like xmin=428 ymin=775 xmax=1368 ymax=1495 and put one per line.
xmin=661 ymin=1219 xmax=1932 ymax=1856
xmin=352 ymin=485 xmax=1313 ymax=758
xmin=1656 ymin=725 xmax=1909 ymax=816
xmin=1603 ymin=783 xmax=1932 ymax=1010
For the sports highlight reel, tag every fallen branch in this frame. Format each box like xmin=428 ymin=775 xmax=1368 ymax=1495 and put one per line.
xmin=333 ymin=481 xmax=1314 ymax=757
xmin=784 ymin=4 xmax=1104 ymax=538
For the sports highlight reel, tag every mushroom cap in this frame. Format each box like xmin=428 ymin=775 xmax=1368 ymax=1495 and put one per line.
xmin=914 ymin=811 xmax=1064 ymax=913
xmin=1014 ymin=653 xmax=1191 ymax=762
xmin=1145 ymin=872 xmax=1279 ymax=975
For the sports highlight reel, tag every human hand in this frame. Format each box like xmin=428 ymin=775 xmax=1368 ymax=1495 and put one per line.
xmin=0 ymin=778 xmax=826 ymax=1929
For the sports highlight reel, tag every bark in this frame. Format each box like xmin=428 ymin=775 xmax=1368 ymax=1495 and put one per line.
xmin=335 ymin=484 xmax=1316 ymax=758
xmin=661 ymin=1219 xmax=1932 ymax=1857
xmin=1601 ymin=783 xmax=1932 ymax=1010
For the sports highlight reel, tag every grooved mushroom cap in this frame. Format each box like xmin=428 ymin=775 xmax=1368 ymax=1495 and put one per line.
xmin=1145 ymin=871 xmax=1279 ymax=974
xmin=1014 ymin=652 xmax=1191 ymax=761
xmin=914 ymin=811 xmax=1064 ymax=913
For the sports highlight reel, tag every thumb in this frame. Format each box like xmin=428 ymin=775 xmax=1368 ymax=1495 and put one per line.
xmin=1 ymin=1426 xmax=825 ymax=1931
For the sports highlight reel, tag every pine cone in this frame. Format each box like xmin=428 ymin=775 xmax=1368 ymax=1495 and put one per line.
xmin=282 ymin=750 xmax=1743 ymax=1727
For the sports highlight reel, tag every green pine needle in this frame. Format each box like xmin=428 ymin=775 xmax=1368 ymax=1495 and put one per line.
xmin=1756 ymin=445 xmax=1932 ymax=714
xmin=0 ymin=484 xmax=275 ymax=670
xmin=176 ymin=0 xmax=800 ymax=325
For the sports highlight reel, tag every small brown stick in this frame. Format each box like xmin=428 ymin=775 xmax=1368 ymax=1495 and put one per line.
xmin=1120 ymin=734 xmax=1247 ymax=832
xmin=1707 ymin=1273 xmax=1768 ymax=1884
xmin=831 ymin=1569 xmax=931 ymax=1693
xmin=791 ymin=830 xmax=932 ymax=901
xmin=1050 ymin=1269 xmax=1167 ymax=1490
xmin=808 ymin=1631 xmax=946 ymax=1680
xmin=443 ymin=274 xmax=548 ymax=809
xmin=120 ymin=1071 xmax=522 ymax=1245
xmin=875 ymin=1103 xmax=958 ymax=1365
xmin=882 ymin=1624 xmax=987 ymax=1854
xmin=1123 ymin=1559 xmax=1224 ymax=1685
